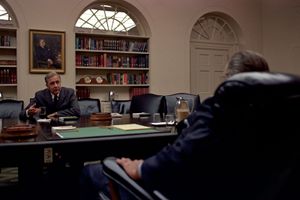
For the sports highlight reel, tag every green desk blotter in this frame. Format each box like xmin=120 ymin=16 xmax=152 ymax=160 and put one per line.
xmin=55 ymin=125 xmax=158 ymax=139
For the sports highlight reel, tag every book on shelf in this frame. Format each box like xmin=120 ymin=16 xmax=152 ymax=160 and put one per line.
xmin=0 ymin=60 xmax=17 ymax=65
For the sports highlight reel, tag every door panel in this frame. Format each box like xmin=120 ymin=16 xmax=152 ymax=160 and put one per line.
xmin=190 ymin=44 xmax=230 ymax=101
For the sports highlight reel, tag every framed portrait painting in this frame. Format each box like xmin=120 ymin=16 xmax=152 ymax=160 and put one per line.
xmin=29 ymin=29 xmax=65 ymax=74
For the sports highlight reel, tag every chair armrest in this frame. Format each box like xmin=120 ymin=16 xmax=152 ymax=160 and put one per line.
xmin=103 ymin=157 xmax=166 ymax=200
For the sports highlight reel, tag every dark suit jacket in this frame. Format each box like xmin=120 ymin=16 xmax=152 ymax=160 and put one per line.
xmin=141 ymin=98 xmax=217 ymax=200
xmin=19 ymin=87 xmax=80 ymax=120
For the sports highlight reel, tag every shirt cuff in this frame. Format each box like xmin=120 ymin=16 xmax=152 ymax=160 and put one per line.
xmin=26 ymin=109 xmax=30 ymax=117
xmin=138 ymin=162 xmax=143 ymax=179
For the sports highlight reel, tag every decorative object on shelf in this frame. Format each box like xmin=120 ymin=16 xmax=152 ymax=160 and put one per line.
xmin=77 ymin=76 xmax=91 ymax=84
xmin=96 ymin=76 xmax=104 ymax=84
xmin=91 ymin=77 xmax=107 ymax=84
xmin=76 ymin=76 xmax=108 ymax=85
xmin=84 ymin=76 xmax=92 ymax=84
xmin=108 ymin=91 xmax=115 ymax=101
xmin=29 ymin=29 xmax=65 ymax=74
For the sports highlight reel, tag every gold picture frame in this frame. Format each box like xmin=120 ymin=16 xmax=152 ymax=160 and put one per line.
xmin=29 ymin=29 xmax=65 ymax=74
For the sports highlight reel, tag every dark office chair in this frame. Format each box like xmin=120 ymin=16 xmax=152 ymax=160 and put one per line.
xmin=111 ymin=100 xmax=131 ymax=114
xmin=129 ymin=93 xmax=166 ymax=117
xmin=164 ymin=92 xmax=201 ymax=114
xmin=0 ymin=99 xmax=24 ymax=118
xmin=102 ymin=72 xmax=300 ymax=200
xmin=78 ymin=98 xmax=101 ymax=116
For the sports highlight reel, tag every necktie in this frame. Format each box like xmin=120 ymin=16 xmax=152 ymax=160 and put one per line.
xmin=54 ymin=95 xmax=58 ymax=105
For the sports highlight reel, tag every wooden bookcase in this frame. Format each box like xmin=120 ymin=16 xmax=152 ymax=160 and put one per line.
xmin=75 ymin=32 xmax=150 ymax=99
xmin=0 ymin=28 xmax=17 ymax=99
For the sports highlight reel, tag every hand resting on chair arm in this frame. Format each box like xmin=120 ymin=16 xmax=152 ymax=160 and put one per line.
xmin=116 ymin=157 xmax=143 ymax=180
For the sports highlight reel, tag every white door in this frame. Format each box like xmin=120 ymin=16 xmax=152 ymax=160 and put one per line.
xmin=190 ymin=14 xmax=240 ymax=102
xmin=190 ymin=43 xmax=232 ymax=101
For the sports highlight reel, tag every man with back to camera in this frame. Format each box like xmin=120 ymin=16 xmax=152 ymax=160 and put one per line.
xmin=79 ymin=50 xmax=270 ymax=200
xmin=19 ymin=71 xmax=80 ymax=121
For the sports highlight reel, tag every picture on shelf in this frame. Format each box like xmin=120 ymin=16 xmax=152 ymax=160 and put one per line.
xmin=29 ymin=29 xmax=65 ymax=74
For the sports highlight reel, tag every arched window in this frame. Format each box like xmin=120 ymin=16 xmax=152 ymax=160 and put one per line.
xmin=75 ymin=3 xmax=145 ymax=36
xmin=0 ymin=4 xmax=11 ymax=21
xmin=0 ymin=1 xmax=17 ymax=27
xmin=191 ymin=14 xmax=238 ymax=43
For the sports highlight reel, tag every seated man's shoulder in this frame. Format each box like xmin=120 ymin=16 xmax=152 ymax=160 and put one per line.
xmin=35 ymin=88 xmax=49 ymax=96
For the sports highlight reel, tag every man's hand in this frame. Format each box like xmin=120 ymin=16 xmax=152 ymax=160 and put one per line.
xmin=116 ymin=157 xmax=143 ymax=180
xmin=27 ymin=104 xmax=39 ymax=116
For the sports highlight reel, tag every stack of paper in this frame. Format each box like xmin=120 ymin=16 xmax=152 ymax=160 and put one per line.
xmin=112 ymin=123 xmax=151 ymax=130
xmin=51 ymin=125 xmax=77 ymax=133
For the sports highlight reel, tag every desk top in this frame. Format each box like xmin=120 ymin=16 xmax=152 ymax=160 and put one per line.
xmin=0 ymin=115 xmax=176 ymax=145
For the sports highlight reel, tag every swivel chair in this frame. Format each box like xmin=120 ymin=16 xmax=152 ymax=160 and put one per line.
xmin=111 ymin=100 xmax=131 ymax=114
xmin=165 ymin=92 xmax=201 ymax=114
xmin=0 ymin=99 xmax=24 ymax=118
xmin=102 ymin=72 xmax=300 ymax=200
xmin=129 ymin=93 xmax=166 ymax=118
xmin=78 ymin=98 xmax=101 ymax=116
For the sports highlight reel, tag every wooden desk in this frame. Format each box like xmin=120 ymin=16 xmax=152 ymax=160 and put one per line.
xmin=0 ymin=115 xmax=177 ymax=200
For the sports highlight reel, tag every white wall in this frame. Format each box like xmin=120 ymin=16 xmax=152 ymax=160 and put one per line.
xmin=262 ymin=0 xmax=300 ymax=74
xmin=4 ymin=0 xmax=300 ymax=104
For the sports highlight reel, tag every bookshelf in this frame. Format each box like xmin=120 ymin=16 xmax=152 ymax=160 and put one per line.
xmin=0 ymin=28 xmax=17 ymax=99
xmin=75 ymin=32 xmax=150 ymax=99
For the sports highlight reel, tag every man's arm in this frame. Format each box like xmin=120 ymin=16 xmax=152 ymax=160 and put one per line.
xmin=139 ymin=98 xmax=216 ymax=188
xmin=19 ymin=99 xmax=38 ymax=121
xmin=56 ymin=88 xmax=80 ymax=117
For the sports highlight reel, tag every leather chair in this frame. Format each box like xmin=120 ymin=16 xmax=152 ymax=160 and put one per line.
xmin=129 ymin=93 xmax=166 ymax=118
xmin=165 ymin=92 xmax=201 ymax=114
xmin=111 ymin=100 xmax=131 ymax=114
xmin=77 ymin=98 xmax=101 ymax=116
xmin=0 ymin=99 xmax=24 ymax=118
xmin=102 ymin=72 xmax=300 ymax=200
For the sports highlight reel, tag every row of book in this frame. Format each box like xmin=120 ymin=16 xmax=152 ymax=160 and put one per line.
xmin=0 ymin=68 xmax=17 ymax=84
xmin=76 ymin=86 xmax=149 ymax=100
xmin=76 ymin=87 xmax=90 ymax=99
xmin=0 ymin=60 xmax=17 ymax=65
xmin=129 ymin=87 xmax=149 ymax=98
xmin=106 ymin=72 xmax=148 ymax=85
xmin=75 ymin=37 xmax=148 ymax=52
xmin=76 ymin=54 xmax=149 ymax=68
xmin=0 ymin=35 xmax=16 ymax=47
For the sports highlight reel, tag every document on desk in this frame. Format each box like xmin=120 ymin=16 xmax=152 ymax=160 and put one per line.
xmin=111 ymin=123 xmax=151 ymax=130
xmin=52 ymin=125 xmax=158 ymax=140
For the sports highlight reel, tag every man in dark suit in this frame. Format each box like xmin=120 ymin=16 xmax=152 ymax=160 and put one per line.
xmin=19 ymin=71 xmax=80 ymax=120
xmin=79 ymin=50 xmax=270 ymax=200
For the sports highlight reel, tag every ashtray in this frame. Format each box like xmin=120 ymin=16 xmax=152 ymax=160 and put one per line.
xmin=1 ymin=124 xmax=37 ymax=139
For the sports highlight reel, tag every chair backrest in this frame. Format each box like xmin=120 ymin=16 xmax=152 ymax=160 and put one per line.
xmin=208 ymin=72 xmax=300 ymax=200
xmin=130 ymin=93 xmax=166 ymax=117
xmin=164 ymin=93 xmax=200 ymax=114
xmin=0 ymin=99 xmax=24 ymax=118
xmin=111 ymin=100 xmax=131 ymax=114
xmin=77 ymin=98 xmax=101 ymax=116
